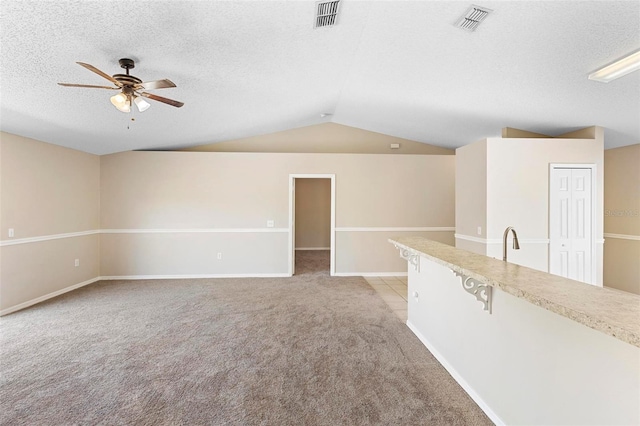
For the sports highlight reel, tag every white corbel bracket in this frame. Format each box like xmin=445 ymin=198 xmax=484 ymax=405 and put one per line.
xmin=451 ymin=270 xmax=492 ymax=313
xmin=393 ymin=244 xmax=420 ymax=272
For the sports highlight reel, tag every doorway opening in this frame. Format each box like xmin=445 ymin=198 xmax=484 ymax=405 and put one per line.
xmin=288 ymin=174 xmax=336 ymax=276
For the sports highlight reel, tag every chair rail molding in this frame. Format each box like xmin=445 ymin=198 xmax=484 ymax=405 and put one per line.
xmin=0 ymin=227 xmax=290 ymax=246
xmin=603 ymin=233 xmax=640 ymax=241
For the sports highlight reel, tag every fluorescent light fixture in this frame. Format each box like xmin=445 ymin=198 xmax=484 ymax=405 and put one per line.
xmin=134 ymin=96 xmax=151 ymax=112
xmin=588 ymin=49 xmax=640 ymax=83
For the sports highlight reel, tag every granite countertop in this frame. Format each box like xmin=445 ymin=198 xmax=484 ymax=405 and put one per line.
xmin=389 ymin=236 xmax=640 ymax=348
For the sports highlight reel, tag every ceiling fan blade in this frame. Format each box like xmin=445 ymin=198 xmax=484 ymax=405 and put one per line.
xmin=136 ymin=79 xmax=177 ymax=90
xmin=58 ymin=83 xmax=119 ymax=90
xmin=76 ymin=62 xmax=122 ymax=86
xmin=139 ymin=92 xmax=184 ymax=108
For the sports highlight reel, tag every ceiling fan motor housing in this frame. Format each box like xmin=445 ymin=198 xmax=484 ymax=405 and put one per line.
xmin=113 ymin=74 xmax=142 ymax=86
xmin=113 ymin=58 xmax=142 ymax=86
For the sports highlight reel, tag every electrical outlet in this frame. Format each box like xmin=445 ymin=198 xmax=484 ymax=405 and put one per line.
xmin=217 ymin=252 xmax=222 ymax=260
xmin=8 ymin=228 xmax=14 ymax=238
xmin=477 ymin=226 xmax=482 ymax=235
xmin=266 ymin=220 xmax=274 ymax=228
xmin=74 ymin=259 xmax=80 ymax=267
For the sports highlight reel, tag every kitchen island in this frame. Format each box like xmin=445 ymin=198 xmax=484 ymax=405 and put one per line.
xmin=390 ymin=236 xmax=640 ymax=426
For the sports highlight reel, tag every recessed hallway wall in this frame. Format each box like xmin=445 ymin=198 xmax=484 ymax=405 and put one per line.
xmin=295 ymin=178 xmax=331 ymax=250
xmin=603 ymin=143 xmax=640 ymax=294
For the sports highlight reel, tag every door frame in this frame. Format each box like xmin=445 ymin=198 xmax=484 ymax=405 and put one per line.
xmin=549 ymin=163 xmax=597 ymax=284
xmin=288 ymin=174 xmax=336 ymax=276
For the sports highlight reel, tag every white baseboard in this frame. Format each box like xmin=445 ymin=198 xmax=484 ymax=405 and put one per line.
xmin=100 ymin=273 xmax=291 ymax=280
xmin=406 ymin=320 xmax=504 ymax=426
xmin=295 ymin=247 xmax=330 ymax=251
xmin=333 ymin=272 xmax=408 ymax=277
xmin=0 ymin=276 xmax=101 ymax=316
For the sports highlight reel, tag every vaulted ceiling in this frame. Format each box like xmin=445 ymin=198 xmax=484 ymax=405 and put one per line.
xmin=1 ymin=1 xmax=638 ymax=155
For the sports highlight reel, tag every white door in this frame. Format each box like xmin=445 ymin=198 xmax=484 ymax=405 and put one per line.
xmin=549 ymin=168 xmax=593 ymax=284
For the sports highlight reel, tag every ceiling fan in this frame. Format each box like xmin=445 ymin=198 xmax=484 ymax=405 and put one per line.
xmin=58 ymin=58 xmax=184 ymax=113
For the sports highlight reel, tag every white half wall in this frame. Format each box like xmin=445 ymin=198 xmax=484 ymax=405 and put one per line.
xmin=408 ymin=256 xmax=640 ymax=425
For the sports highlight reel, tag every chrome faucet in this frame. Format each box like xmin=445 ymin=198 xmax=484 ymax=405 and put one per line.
xmin=503 ymin=226 xmax=520 ymax=262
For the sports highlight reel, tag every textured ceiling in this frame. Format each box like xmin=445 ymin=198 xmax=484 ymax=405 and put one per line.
xmin=1 ymin=1 xmax=638 ymax=155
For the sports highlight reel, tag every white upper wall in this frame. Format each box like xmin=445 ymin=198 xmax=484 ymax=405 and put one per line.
xmin=486 ymin=135 xmax=604 ymax=240
xmin=455 ymin=128 xmax=604 ymax=283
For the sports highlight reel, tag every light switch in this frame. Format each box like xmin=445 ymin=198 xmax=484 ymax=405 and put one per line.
xmin=477 ymin=226 xmax=482 ymax=235
xmin=8 ymin=228 xmax=14 ymax=238
xmin=267 ymin=220 xmax=274 ymax=228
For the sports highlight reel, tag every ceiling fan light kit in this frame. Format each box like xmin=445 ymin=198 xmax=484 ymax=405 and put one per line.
xmin=134 ymin=96 xmax=151 ymax=112
xmin=110 ymin=93 xmax=130 ymax=113
xmin=58 ymin=58 xmax=184 ymax=113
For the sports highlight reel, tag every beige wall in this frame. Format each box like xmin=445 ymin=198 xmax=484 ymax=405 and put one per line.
xmin=295 ymin=178 xmax=331 ymax=249
xmin=604 ymin=144 xmax=640 ymax=236
xmin=502 ymin=126 xmax=598 ymax=139
xmin=1 ymin=135 xmax=454 ymax=311
xmin=337 ymin=231 xmax=454 ymax=273
xmin=100 ymin=151 xmax=455 ymax=276
xmin=455 ymin=130 xmax=605 ymax=284
xmin=502 ymin=127 xmax=550 ymax=138
xmin=181 ymin=123 xmax=454 ymax=155
xmin=1 ymin=235 xmax=100 ymax=310
xmin=603 ymin=144 xmax=640 ymax=294
xmin=1 ymin=133 xmax=100 ymax=237
xmin=0 ymin=132 xmax=100 ymax=312
xmin=101 ymin=233 xmax=288 ymax=277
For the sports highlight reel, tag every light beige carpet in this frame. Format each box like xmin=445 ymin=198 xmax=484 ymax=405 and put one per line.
xmin=0 ymin=251 xmax=491 ymax=425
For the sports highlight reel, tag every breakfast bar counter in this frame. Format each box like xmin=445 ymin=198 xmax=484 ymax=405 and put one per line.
xmin=389 ymin=236 xmax=640 ymax=347
xmin=389 ymin=236 xmax=640 ymax=426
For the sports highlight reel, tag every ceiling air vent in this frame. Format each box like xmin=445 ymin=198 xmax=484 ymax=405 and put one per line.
xmin=315 ymin=0 xmax=340 ymax=28
xmin=455 ymin=5 xmax=492 ymax=32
